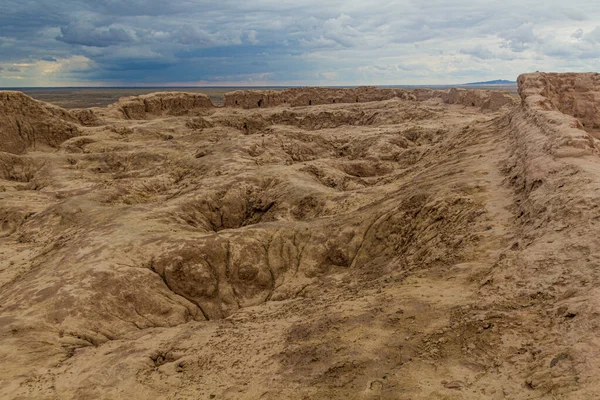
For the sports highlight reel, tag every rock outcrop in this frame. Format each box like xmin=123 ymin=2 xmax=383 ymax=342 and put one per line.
xmin=0 ymin=91 xmax=81 ymax=154
xmin=111 ymin=92 xmax=215 ymax=119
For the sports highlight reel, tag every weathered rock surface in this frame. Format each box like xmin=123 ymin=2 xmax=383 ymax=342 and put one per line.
xmin=0 ymin=91 xmax=80 ymax=154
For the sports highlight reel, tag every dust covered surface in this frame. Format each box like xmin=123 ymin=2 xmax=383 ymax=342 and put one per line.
xmin=0 ymin=78 xmax=598 ymax=399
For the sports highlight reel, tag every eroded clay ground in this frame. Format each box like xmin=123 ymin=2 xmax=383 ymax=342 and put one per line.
xmin=2 ymin=77 xmax=600 ymax=399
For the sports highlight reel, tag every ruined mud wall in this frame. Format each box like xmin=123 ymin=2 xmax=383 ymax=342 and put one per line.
xmin=223 ymin=89 xmax=284 ymax=108
xmin=515 ymin=72 xmax=599 ymax=157
xmin=111 ymin=92 xmax=215 ymax=119
xmin=277 ymin=86 xmax=414 ymax=107
xmin=499 ymin=73 xmax=600 ymax=263
xmin=0 ymin=91 xmax=81 ymax=154
xmin=470 ymin=74 xmax=600 ymax=399
xmin=518 ymin=72 xmax=600 ymax=135
xmin=69 ymin=108 xmax=102 ymax=126
xmin=224 ymin=86 xmax=516 ymax=111
xmin=414 ymin=87 xmax=517 ymax=111
xmin=224 ymin=86 xmax=414 ymax=108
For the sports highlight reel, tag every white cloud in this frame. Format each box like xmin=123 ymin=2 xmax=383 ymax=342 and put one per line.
xmin=0 ymin=0 xmax=599 ymax=86
xmin=584 ymin=26 xmax=600 ymax=43
xmin=246 ymin=30 xmax=258 ymax=45
xmin=572 ymin=28 xmax=584 ymax=39
xmin=460 ymin=45 xmax=495 ymax=60
xmin=57 ymin=22 xmax=133 ymax=47
xmin=322 ymin=14 xmax=361 ymax=48
xmin=0 ymin=55 xmax=95 ymax=86
xmin=499 ymin=23 xmax=538 ymax=53
xmin=318 ymin=71 xmax=338 ymax=80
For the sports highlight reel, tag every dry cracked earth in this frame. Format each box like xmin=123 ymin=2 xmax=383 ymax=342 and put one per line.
xmin=1 ymin=73 xmax=600 ymax=399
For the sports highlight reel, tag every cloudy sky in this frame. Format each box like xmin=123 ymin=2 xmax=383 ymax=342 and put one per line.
xmin=0 ymin=0 xmax=599 ymax=87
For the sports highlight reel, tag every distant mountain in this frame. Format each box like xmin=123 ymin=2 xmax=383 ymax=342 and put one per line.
xmin=464 ymin=79 xmax=516 ymax=85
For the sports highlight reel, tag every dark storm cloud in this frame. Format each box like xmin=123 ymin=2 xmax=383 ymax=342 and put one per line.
xmin=57 ymin=22 xmax=133 ymax=47
xmin=0 ymin=0 xmax=599 ymax=86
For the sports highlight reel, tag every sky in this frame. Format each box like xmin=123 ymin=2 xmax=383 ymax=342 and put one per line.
xmin=0 ymin=0 xmax=599 ymax=87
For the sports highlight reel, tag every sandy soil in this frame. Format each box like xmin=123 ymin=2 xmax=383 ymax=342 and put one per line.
xmin=1 ymin=75 xmax=599 ymax=399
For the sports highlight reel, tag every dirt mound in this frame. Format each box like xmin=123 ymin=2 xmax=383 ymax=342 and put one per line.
xmin=110 ymin=92 xmax=215 ymax=119
xmin=0 ymin=91 xmax=81 ymax=154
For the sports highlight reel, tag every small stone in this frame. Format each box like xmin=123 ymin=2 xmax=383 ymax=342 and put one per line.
xmin=444 ymin=380 xmax=465 ymax=389
xmin=550 ymin=353 xmax=569 ymax=368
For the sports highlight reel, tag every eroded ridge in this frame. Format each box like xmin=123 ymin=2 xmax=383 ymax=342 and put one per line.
xmin=223 ymin=86 xmax=516 ymax=111
xmin=3 ymin=79 xmax=599 ymax=399
xmin=0 ymin=91 xmax=81 ymax=154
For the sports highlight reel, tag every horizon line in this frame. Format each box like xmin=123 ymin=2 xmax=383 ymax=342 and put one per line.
xmin=0 ymin=83 xmax=518 ymax=90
